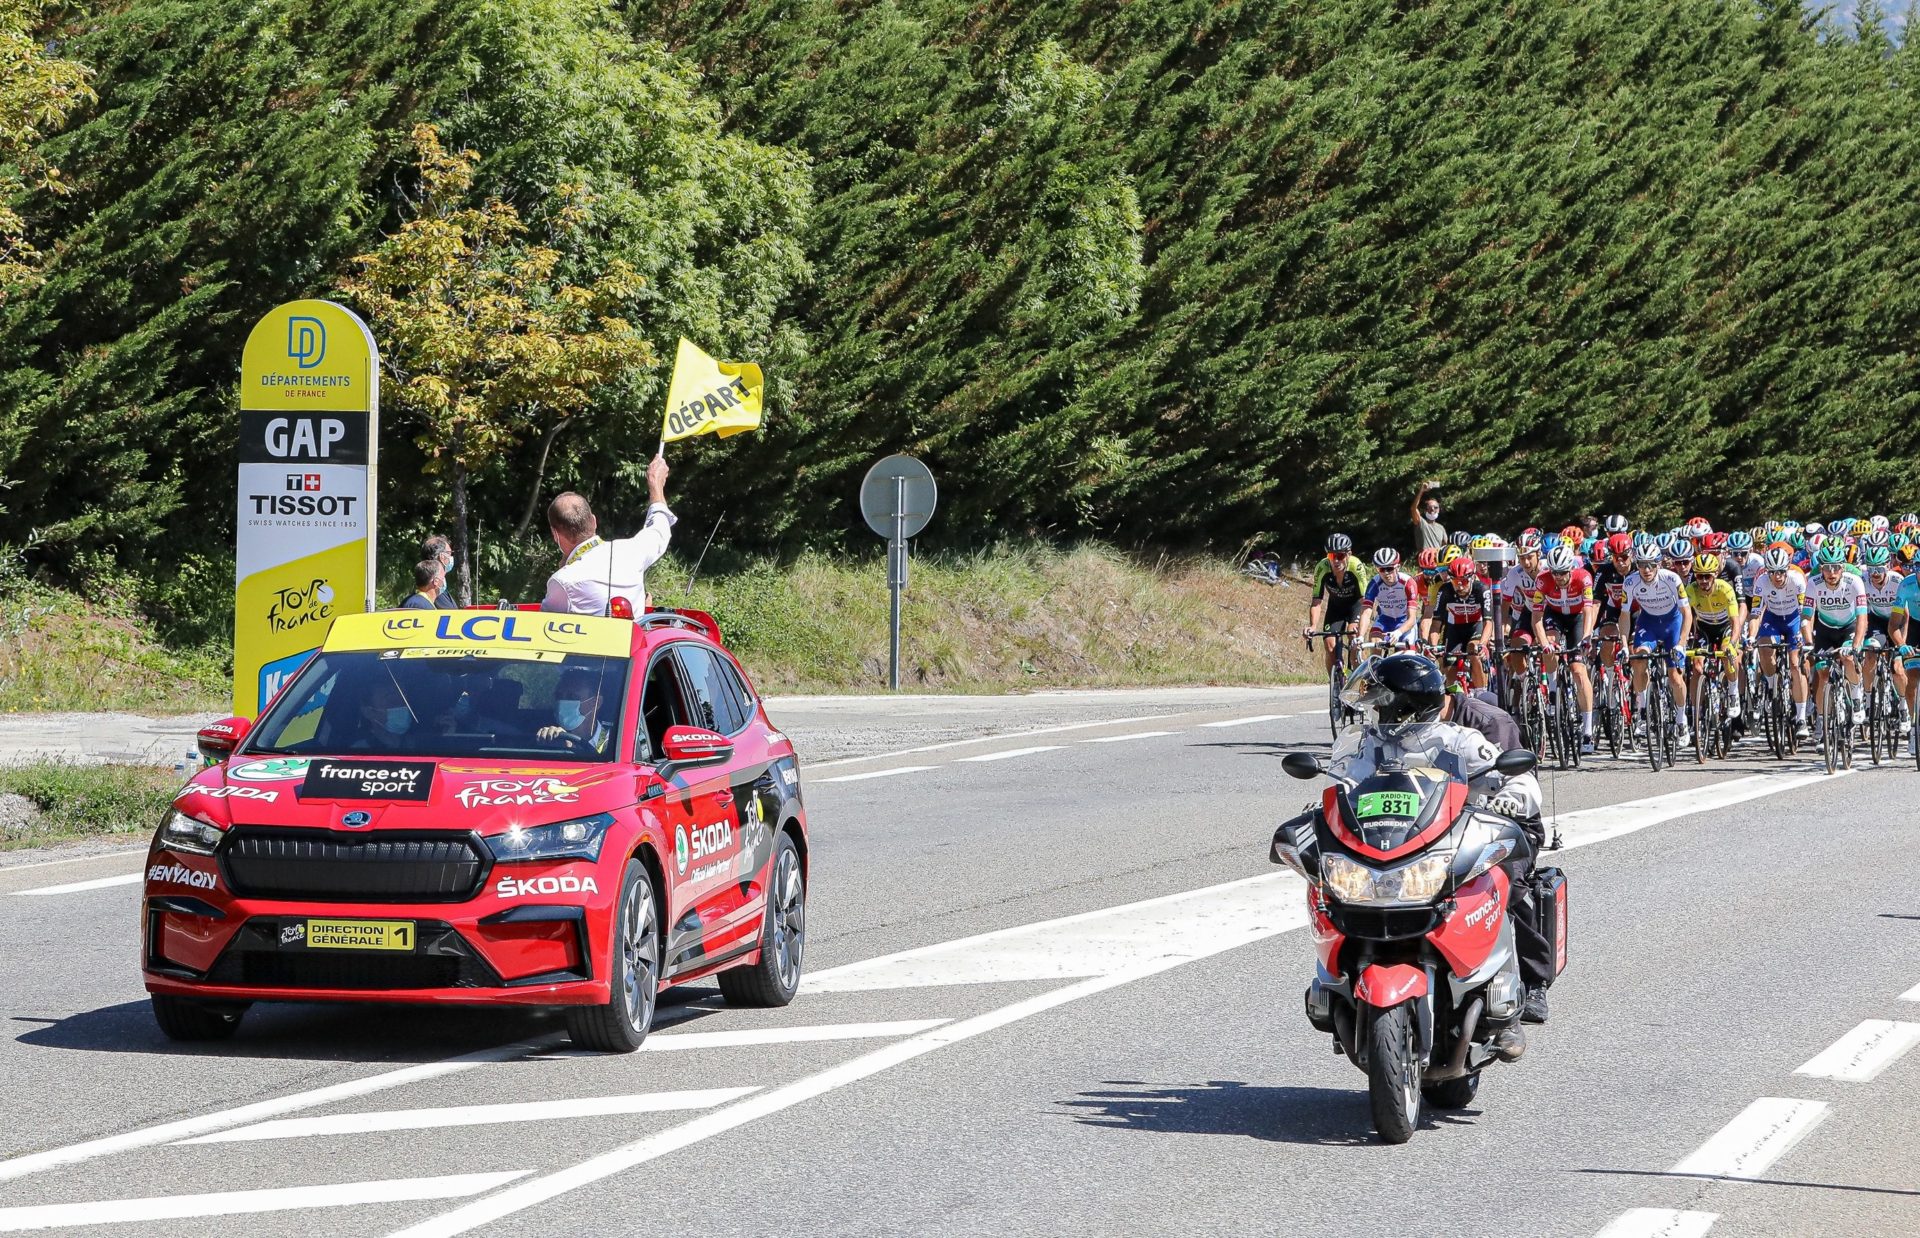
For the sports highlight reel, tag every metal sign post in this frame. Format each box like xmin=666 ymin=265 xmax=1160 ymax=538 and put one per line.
xmin=860 ymin=455 xmax=938 ymax=691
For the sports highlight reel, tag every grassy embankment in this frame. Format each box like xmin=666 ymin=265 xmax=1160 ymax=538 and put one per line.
xmin=0 ymin=545 xmax=1318 ymax=847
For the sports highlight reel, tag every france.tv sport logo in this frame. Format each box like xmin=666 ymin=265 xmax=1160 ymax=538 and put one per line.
xmin=287 ymin=316 xmax=326 ymax=370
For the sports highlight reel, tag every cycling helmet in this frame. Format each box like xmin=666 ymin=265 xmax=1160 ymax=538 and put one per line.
xmin=1448 ymin=557 xmax=1476 ymax=582
xmin=1581 ymin=536 xmax=1600 ymax=559
xmin=1633 ymin=543 xmax=1660 ymax=565
xmin=1862 ymin=530 xmax=1891 ymax=550
xmin=1749 ymin=525 xmax=1770 ymax=545
xmin=1685 ymin=517 xmax=1712 ymax=537
xmin=1607 ymin=532 xmax=1633 ymax=557
xmin=1871 ymin=515 xmax=1890 ymax=531
xmin=1860 ymin=544 xmax=1891 ymax=568
xmin=1372 ymin=547 xmax=1401 ymax=570
xmin=1814 ymin=542 xmax=1846 ymax=567
xmin=1326 ymin=533 xmax=1353 ymax=555
xmin=1544 ymin=546 xmax=1576 ymax=574
xmin=1902 ymin=512 xmax=1919 ymax=527
xmin=1439 ymin=545 xmax=1463 ymax=569
xmin=1786 ymin=529 xmax=1806 ymax=550
xmin=1853 ymin=518 xmax=1874 ymax=536
xmin=1559 ymin=525 xmax=1584 ymax=544
xmin=1670 ymin=537 xmax=1695 ymax=560
xmin=1603 ymin=514 xmax=1630 ymax=534
xmin=1416 ymin=546 xmax=1442 ymax=574
xmin=1804 ymin=521 xmax=1826 ymax=537
xmin=1449 ymin=530 xmax=1474 ymax=549
xmin=1807 ymin=532 xmax=1827 ymax=554
xmin=1653 ymin=532 xmax=1675 ymax=553
xmin=1517 ymin=531 xmax=1543 ymax=553
xmin=1762 ymin=547 xmax=1793 ymax=571
xmin=1343 ymin=653 xmax=1447 ymax=739
xmin=1691 ymin=553 xmax=1722 ymax=578
xmin=1541 ymin=534 xmax=1563 ymax=555
xmin=1726 ymin=530 xmax=1754 ymax=551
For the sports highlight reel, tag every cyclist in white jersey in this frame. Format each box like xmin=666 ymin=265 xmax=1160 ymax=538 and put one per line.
xmin=1747 ymin=547 xmax=1810 ymax=738
xmin=1803 ymin=543 xmax=1867 ymax=737
xmin=1622 ymin=542 xmax=1693 ymax=746
xmin=1358 ymin=548 xmax=1422 ymax=649
xmin=1857 ymin=545 xmax=1910 ymax=738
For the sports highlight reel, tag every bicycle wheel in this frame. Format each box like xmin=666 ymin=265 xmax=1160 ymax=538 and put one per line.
xmin=1661 ymin=680 xmax=1679 ymax=768
xmin=1821 ymin=683 xmax=1841 ymax=775
xmin=1560 ymin=671 xmax=1582 ymax=769
xmin=1326 ymin=662 xmax=1341 ymax=738
xmin=1599 ymin=672 xmax=1622 ymax=759
xmin=1705 ymin=678 xmax=1726 ymax=760
xmin=1644 ymin=678 xmax=1664 ymax=772
xmin=1875 ymin=670 xmax=1898 ymax=765
xmin=1689 ymin=674 xmax=1707 ymax=765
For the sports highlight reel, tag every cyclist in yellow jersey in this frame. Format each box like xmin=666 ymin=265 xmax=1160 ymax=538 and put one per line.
xmin=1683 ymin=553 xmax=1747 ymax=734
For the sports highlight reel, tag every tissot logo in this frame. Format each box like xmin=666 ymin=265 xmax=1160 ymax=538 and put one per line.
xmin=284 ymin=473 xmax=322 ymax=492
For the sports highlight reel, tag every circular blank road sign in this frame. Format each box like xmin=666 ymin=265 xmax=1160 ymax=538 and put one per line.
xmin=860 ymin=454 xmax=937 ymax=539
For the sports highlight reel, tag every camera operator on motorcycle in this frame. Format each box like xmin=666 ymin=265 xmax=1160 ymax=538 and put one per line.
xmin=1330 ymin=654 xmax=1556 ymax=1026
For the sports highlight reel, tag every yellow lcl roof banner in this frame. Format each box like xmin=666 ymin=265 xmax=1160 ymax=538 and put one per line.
xmin=660 ymin=337 xmax=763 ymax=443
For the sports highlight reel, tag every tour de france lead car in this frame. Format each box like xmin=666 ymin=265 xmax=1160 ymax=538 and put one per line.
xmin=142 ymin=606 xmax=809 ymax=1052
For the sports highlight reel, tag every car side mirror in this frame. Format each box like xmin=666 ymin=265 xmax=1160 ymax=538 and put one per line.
xmin=1281 ymin=752 xmax=1323 ymax=781
xmin=660 ymin=725 xmax=732 ymax=773
xmin=196 ymin=716 xmax=251 ymax=765
xmin=1493 ymin=749 xmax=1537 ymax=777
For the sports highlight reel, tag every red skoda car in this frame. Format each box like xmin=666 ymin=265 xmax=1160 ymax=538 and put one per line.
xmin=142 ymin=608 xmax=809 ymax=1052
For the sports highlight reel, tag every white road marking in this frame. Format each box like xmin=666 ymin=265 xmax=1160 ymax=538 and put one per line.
xmin=1794 ymin=1019 xmax=1920 ymax=1082
xmin=1671 ymin=1098 xmax=1830 ymax=1180
xmin=804 ymin=713 xmax=1196 ymax=770
xmin=1199 ymin=714 xmax=1292 ymax=728
xmin=8 ymin=872 xmax=143 ymax=897
xmin=1551 ymin=768 xmax=1849 ymax=848
xmin=1593 ymin=1208 xmax=1718 ymax=1238
xmin=178 ymin=1089 xmax=758 ymax=1144
xmin=1900 ymin=980 xmax=1920 ymax=1003
xmin=385 ymin=906 xmax=1314 ymax=1238
xmin=641 ymin=1020 xmax=949 ymax=1050
xmin=0 ymin=1037 xmax=555 ymax=1183
xmin=0 ymin=1172 xmax=529 ymax=1232
xmin=807 ymin=874 xmax=1302 ymax=991
xmin=957 ymin=746 xmax=1063 ymax=763
xmin=816 ymin=765 xmax=938 ymax=784
xmin=0 ymin=847 xmax=145 ymax=872
xmin=1080 ymin=730 xmax=1176 ymax=744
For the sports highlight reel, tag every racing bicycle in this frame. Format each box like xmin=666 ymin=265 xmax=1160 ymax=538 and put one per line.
xmin=1541 ymin=637 xmax=1584 ymax=770
xmin=1685 ymin=644 xmax=1735 ymax=763
xmin=1627 ymin=647 xmax=1680 ymax=772
xmin=1590 ymin=636 xmax=1632 ymax=760
xmin=1809 ymin=648 xmax=1856 ymax=776
xmin=1308 ymin=624 xmax=1360 ymax=737
xmin=1752 ymin=638 xmax=1799 ymax=761
xmin=1862 ymin=637 xmax=1902 ymax=766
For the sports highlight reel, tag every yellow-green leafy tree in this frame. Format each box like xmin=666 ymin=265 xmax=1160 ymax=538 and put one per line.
xmin=0 ymin=0 xmax=91 ymax=299
xmin=341 ymin=124 xmax=654 ymax=603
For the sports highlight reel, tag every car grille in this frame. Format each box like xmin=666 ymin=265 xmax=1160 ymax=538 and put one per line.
xmin=1328 ymin=903 xmax=1442 ymax=941
xmin=203 ymin=919 xmax=501 ymax=990
xmin=222 ymin=828 xmax=488 ymax=903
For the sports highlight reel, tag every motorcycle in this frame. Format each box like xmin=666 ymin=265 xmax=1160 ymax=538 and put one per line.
xmin=1272 ymin=737 xmax=1567 ymax=1143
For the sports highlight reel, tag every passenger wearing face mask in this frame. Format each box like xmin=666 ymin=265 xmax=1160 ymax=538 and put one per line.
xmin=351 ymin=677 xmax=419 ymax=751
xmin=537 ymin=669 xmax=612 ymax=753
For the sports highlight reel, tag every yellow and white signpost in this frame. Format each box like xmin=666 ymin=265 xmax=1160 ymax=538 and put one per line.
xmin=233 ymin=300 xmax=380 ymax=717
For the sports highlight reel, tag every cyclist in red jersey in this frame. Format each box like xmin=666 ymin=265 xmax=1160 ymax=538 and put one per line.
xmin=1530 ymin=544 xmax=1599 ymax=751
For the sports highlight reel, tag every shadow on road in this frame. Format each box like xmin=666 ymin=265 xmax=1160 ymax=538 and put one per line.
xmin=11 ymin=983 xmax=726 ymax=1061
xmin=1058 ymin=1079 xmax=1476 ymax=1145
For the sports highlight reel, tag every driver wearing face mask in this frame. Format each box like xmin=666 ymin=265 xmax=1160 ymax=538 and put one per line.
xmin=537 ymin=669 xmax=612 ymax=752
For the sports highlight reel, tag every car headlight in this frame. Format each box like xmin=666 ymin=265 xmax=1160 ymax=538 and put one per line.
xmin=1320 ymin=852 xmax=1452 ymax=905
xmin=159 ymin=809 xmax=223 ymax=856
xmin=485 ymin=813 xmax=614 ymax=863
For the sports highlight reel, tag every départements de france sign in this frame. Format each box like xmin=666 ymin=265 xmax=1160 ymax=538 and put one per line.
xmin=234 ymin=300 xmax=380 ymax=717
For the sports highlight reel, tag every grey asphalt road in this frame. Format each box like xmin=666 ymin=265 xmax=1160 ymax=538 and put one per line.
xmin=1 ymin=691 xmax=1916 ymax=1237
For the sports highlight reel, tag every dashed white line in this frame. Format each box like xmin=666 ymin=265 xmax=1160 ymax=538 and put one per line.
xmin=1080 ymin=730 xmax=1176 ymax=744
xmin=0 ymin=1172 xmax=530 ymax=1232
xmin=0 ymin=1037 xmax=556 ymax=1183
xmin=9 ymin=872 xmax=143 ymax=897
xmin=1900 ymin=980 xmax=1920 ymax=1003
xmin=1671 ymin=1098 xmax=1830 ymax=1180
xmin=1593 ymin=1208 xmax=1718 ymax=1238
xmin=179 ymin=1089 xmax=758 ymax=1144
xmin=816 ymin=765 xmax=938 ymax=784
xmin=957 ymin=746 xmax=1063 ymax=763
xmin=640 ymin=1019 xmax=949 ymax=1050
xmin=1794 ymin=1019 xmax=1920 ymax=1082
xmin=1199 ymin=714 xmax=1292 ymax=728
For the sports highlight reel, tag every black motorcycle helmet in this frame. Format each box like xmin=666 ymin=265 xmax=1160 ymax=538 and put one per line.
xmin=1341 ymin=652 xmax=1447 ymax=738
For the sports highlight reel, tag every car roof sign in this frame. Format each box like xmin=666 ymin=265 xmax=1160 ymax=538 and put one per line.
xmin=326 ymin=612 xmax=632 ymax=658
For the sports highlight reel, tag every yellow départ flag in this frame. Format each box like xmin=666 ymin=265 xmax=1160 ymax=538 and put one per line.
xmin=660 ymin=337 xmax=763 ymax=443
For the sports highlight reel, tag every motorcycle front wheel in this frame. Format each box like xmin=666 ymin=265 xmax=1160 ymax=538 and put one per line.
xmin=1367 ymin=1004 xmax=1420 ymax=1144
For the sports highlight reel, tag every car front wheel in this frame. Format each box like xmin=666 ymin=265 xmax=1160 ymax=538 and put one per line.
xmin=565 ymin=858 xmax=660 ymax=1052
xmin=719 ymin=832 xmax=805 ymax=1008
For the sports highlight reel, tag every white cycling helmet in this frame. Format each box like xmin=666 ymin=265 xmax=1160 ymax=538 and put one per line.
xmin=1544 ymin=546 xmax=1576 ymax=574
xmin=1372 ymin=547 xmax=1401 ymax=570
xmin=1762 ymin=547 xmax=1792 ymax=571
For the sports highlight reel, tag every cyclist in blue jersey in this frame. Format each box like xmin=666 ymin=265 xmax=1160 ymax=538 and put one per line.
xmin=1893 ymin=568 xmax=1920 ymax=756
xmin=1357 ymin=548 xmax=1421 ymax=650
xmin=1623 ymin=541 xmax=1694 ymax=747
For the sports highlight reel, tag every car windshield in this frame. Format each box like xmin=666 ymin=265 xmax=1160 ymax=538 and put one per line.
xmin=243 ymin=649 xmax=630 ymax=762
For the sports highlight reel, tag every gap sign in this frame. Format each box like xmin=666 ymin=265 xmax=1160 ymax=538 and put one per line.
xmin=234 ymin=300 xmax=380 ymax=716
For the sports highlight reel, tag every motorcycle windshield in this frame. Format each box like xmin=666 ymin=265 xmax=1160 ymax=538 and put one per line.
xmin=1339 ymin=768 xmax=1451 ymax=853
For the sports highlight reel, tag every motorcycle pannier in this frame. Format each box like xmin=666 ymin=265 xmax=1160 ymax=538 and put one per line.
xmin=1532 ymin=867 xmax=1568 ymax=981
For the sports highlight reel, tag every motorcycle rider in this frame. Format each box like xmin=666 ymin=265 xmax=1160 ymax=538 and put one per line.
xmin=1330 ymin=654 xmax=1554 ymax=1030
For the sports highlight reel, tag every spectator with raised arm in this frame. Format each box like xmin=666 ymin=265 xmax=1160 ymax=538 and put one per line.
xmin=542 ymin=456 xmax=676 ymax=617
xmin=1412 ymin=480 xmax=1448 ymax=551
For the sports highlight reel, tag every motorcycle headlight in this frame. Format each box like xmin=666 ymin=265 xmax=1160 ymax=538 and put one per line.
xmin=1321 ymin=854 xmax=1377 ymax=903
xmin=159 ymin=809 xmax=223 ymax=856
xmin=1321 ymin=852 xmax=1452 ymax=905
xmin=484 ymin=813 xmax=614 ymax=863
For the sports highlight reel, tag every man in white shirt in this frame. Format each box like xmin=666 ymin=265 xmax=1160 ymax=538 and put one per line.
xmin=542 ymin=455 xmax=675 ymax=616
